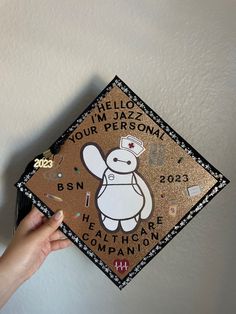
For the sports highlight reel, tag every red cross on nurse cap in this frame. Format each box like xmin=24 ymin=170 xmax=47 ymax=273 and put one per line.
xmin=120 ymin=135 xmax=145 ymax=157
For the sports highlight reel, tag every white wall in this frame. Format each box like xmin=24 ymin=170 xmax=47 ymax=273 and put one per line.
xmin=0 ymin=1 xmax=235 ymax=313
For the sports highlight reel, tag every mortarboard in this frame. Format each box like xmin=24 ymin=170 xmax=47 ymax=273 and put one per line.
xmin=15 ymin=76 xmax=229 ymax=289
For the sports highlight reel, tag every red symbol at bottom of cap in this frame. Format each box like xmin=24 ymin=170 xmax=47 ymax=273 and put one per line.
xmin=113 ymin=259 xmax=130 ymax=274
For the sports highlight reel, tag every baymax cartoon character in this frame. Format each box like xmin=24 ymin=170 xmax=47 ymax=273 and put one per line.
xmin=81 ymin=135 xmax=153 ymax=232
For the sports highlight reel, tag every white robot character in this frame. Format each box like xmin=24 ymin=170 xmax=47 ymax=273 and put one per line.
xmin=81 ymin=135 xmax=153 ymax=232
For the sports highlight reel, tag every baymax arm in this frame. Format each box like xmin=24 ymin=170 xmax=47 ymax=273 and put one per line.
xmin=134 ymin=173 xmax=153 ymax=219
xmin=82 ymin=144 xmax=107 ymax=179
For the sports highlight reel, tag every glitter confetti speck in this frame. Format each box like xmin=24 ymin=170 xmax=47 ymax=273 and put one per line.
xmin=74 ymin=167 xmax=80 ymax=173
xmin=73 ymin=212 xmax=81 ymax=219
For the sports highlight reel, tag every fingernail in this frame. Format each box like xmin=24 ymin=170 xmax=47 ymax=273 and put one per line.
xmin=53 ymin=210 xmax=63 ymax=221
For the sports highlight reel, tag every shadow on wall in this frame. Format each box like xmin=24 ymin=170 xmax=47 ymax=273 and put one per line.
xmin=0 ymin=75 xmax=106 ymax=246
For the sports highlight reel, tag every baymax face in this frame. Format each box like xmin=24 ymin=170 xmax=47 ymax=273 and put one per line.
xmin=106 ymin=149 xmax=137 ymax=173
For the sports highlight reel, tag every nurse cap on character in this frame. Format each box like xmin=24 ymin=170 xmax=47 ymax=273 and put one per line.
xmin=82 ymin=135 xmax=153 ymax=233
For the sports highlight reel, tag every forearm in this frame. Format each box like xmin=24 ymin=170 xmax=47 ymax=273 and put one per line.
xmin=0 ymin=256 xmax=25 ymax=309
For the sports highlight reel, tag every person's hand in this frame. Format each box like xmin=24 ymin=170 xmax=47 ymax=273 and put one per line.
xmin=0 ymin=207 xmax=71 ymax=308
xmin=1 ymin=207 xmax=71 ymax=281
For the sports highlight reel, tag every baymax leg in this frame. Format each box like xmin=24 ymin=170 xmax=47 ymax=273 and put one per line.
xmin=120 ymin=218 xmax=138 ymax=232
xmin=102 ymin=216 xmax=119 ymax=231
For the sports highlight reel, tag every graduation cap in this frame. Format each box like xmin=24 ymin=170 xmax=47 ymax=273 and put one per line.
xmin=15 ymin=76 xmax=229 ymax=289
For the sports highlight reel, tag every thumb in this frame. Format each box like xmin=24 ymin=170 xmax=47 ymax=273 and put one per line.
xmin=35 ymin=210 xmax=64 ymax=240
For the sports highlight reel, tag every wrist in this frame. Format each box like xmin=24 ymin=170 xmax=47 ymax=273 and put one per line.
xmin=0 ymin=254 xmax=26 ymax=288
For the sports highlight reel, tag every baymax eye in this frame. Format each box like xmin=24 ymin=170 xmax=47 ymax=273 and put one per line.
xmin=127 ymin=160 xmax=131 ymax=165
xmin=113 ymin=157 xmax=118 ymax=162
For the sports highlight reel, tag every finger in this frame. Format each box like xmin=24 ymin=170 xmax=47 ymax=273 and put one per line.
xmin=35 ymin=210 xmax=64 ymax=240
xmin=49 ymin=230 xmax=66 ymax=241
xmin=50 ymin=239 xmax=72 ymax=251
xmin=29 ymin=207 xmax=44 ymax=218
xmin=18 ymin=207 xmax=44 ymax=234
